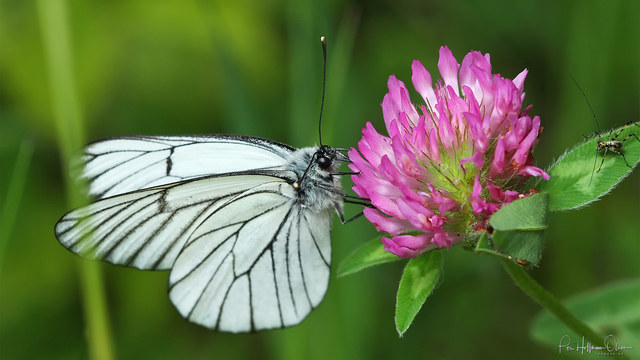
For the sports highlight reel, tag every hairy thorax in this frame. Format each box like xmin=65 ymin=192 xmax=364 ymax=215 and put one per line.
xmin=285 ymin=147 xmax=344 ymax=215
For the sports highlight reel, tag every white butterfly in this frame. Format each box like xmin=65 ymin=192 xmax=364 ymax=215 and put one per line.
xmin=54 ymin=134 xmax=351 ymax=332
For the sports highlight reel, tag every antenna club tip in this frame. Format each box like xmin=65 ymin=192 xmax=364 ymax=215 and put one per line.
xmin=320 ymin=36 xmax=326 ymax=44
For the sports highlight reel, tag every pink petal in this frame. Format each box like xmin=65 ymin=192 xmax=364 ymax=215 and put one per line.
xmin=397 ymin=197 xmax=435 ymax=231
xmin=489 ymin=136 xmax=506 ymax=177
xmin=518 ymin=165 xmax=550 ymax=180
xmin=460 ymin=50 xmax=492 ymax=104
xmin=386 ymin=118 xmax=401 ymax=140
xmin=378 ymin=154 xmax=420 ymax=189
xmin=504 ymin=190 xmax=520 ymax=203
xmin=363 ymin=208 xmax=412 ymax=235
xmin=351 ymin=167 xmax=401 ymax=200
xmin=400 ymin=86 xmax=420 ymax=125
xmin=411 ymin=60 xmax=437 ymax=109
xmin=391 ymin=135 xmax=422 ymax=178
xmin=435 ymin=101 xmax=457 ymax=150
xmin=356 ymin=122 xmax=392 ymax=168
xmin=428 ymin=127 xmax=441 ymax=163
xmin=381 ymin=235 xmax=438 ymax=258
xmin=512 ymin=116 xmax=540 ymax=166
xmin=512 ymin=69 xmax=528 ymax=93
xmin=413 ymin=116 xmax=429 ymax=160
xmin=487 ymin=182 xmax=505 ymax=202
xmin=462 ymin=85 xmax=481 ymax=114
xmin=427 ymin=184 xmax=459 ymax=215
xmin=432 ymin=232 xmax=452 ymax=248
xmin=368 ymin=191 xmax=402 ymax=218
xmin=392 ymin=234 xmax=431 ymax=249
xmin=470 ymin=175 xmax=488 ymax=215
xmin=463 ymin=110 xmax=488 ymax=153
xmin=460 ymin=151 xmax=484 ymax=171
xmin=382 ymin=75 xmax=410 ymax=127
xmin=438 ymin=46 xmax=460 ymax=96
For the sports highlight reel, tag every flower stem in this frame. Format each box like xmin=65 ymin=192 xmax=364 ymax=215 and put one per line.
xmin=500 ymin=258 xmax=625 ymax=357
xmin=0 ymin=140 xmax=34 ymax=280
xmin=37 ymin=1 xmax=115 ymax=359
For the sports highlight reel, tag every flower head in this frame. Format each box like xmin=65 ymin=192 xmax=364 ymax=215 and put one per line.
xmin=349 ymin=46 xmax=549 ymax=258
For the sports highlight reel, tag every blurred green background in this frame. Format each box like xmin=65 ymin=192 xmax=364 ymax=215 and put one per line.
xmin=1 ymin=0 xmax=638 ymax=359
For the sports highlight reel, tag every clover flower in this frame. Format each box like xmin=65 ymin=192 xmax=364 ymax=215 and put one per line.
xmin=349 ymin=46 xmax=549 ymax=258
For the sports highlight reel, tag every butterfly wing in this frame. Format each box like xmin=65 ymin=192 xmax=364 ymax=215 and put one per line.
xmin=55 ymin=170 xmax=333 ymax=332
xmin=55 ymin=173 xmax=296 ymax=270
xmin=168 ymin=179 xmax=332 ymax=332
xmin=83 ymin=135 xmax=294 ymax=199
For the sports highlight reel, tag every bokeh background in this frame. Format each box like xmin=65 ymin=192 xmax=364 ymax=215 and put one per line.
xmin=1 ymin=0 xmax=638 ymax=359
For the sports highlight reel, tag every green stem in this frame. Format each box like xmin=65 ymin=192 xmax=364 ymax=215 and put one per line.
xmin=37 ymin=1 xmax=115 ymax=359
xmin=79 ymin=262 xmax=115 ymax=360
xmin=501 ymin=259 xmax=628 ymax=359
xmin=0 ymin=140 xmax=34 ymax=279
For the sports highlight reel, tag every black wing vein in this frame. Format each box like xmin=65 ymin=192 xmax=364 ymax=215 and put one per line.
xmin=296 ymin=207 xmax=314 ymax=310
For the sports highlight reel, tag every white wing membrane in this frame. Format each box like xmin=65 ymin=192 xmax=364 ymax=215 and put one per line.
xmin=168 ymin=184 xmax=332 ymax=332
xmin=55 ymin=174 xmax=291 ymax=270
xmin=84 ymin=135 xmax=294 ymax=199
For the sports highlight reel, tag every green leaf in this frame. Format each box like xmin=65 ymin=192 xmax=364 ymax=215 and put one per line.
xmin=395 ymin=251 xmax=442 ymax=336
xmin=473 ymin=232 xmax=509 ymax=259
xmin=337 ymin=236 xmax=401 ymax=277
xmin=531 ymin=279 xmax=640 ymax=358
xmin=492 ymin=230 xmax=545 ymax=266
xmin=474 ymin=230 xmax=545 ymax=266
xmin=490 ymin=192 xmax=549 ymax=231
xmin=538 ymin=123 xmax=640 ymax=211
xmin=479 ymin=192 xmax=549 ymax=266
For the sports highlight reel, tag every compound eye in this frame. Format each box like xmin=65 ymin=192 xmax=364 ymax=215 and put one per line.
xmin=317 ymin=155 xmax=331 ymax=169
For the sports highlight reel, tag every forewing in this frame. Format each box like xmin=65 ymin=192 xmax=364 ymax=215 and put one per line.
xmin=54 ymin=173 xmax=290 ymax=270
xmin=83 ymin=135 xmax=294 ymax=199
xmin=168 ymin=187 xmax=333 ymax=332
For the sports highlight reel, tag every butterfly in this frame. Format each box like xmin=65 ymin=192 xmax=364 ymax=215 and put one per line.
xmin=54 ymin=134 xmax=353 ymax=332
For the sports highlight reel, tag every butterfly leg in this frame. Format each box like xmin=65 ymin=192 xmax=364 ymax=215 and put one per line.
xmin=331 ymin=171 xmax=360 ymax=176
xmin=340 ymin=211 xmax=365 ymax=225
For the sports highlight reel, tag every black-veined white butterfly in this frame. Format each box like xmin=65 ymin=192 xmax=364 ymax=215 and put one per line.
xmin=54 ymin=37 xmax=364 ymax=332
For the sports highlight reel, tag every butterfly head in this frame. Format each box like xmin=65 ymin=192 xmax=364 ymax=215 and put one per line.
xmin=315 ymin=145 xmax=341 ymax=170
xmin=316 ymin=146 xmax=333 ymax=170
xmin=289 ymin=145 xmax=343 ymax=177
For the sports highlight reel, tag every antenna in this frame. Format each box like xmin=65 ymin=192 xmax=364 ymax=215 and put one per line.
xmin=570 ymin=74 xmax=600 ymax=133
xmin=318 ymin=36 xmax=327 ymax=146
xmin=571 ymin=75 xmax=602 ymax=187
